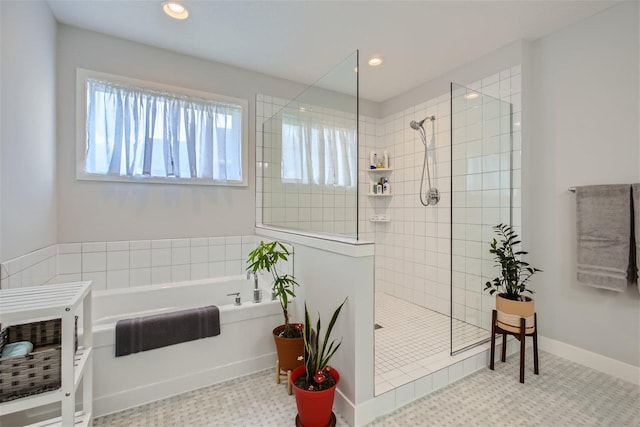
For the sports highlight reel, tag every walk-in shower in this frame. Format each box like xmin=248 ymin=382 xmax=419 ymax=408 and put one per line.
xmin=374 ymin=80 xmax=515 ymax=395
xmin=411 ymin=115 xmax=440 ymax=206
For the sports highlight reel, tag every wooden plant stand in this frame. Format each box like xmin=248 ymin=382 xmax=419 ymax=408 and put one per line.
xmin=275 ymin=360 xmax=293 ymax=395
xmin=489 ymin=309 xmax=539 ymax=383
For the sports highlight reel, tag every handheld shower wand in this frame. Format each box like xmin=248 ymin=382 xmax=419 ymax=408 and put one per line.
xmin=411 ymin=116 xmax=440 ymax=206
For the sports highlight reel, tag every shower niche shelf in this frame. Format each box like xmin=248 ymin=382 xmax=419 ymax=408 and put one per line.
xmin=366 ymin=168 xmax=393 ymax=197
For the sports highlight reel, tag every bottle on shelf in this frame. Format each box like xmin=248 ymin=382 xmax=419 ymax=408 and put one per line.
xmin=370 ymin=151 xmax=378 ymax=169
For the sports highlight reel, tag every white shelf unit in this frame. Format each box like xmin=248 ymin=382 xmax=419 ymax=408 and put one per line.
xmin=0 ymin=282 xmax=93 ymax=427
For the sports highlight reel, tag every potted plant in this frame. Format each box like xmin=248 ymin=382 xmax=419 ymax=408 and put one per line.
xmin=246 ymin=240 xmax=303 ymax=392
xmin=484 ymin=223 xmax=542 ymax=333
xmin=291 ymin=298 xmax=346 ymax=427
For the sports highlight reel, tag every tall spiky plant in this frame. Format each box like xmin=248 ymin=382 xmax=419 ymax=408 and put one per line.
xmin=299 ymin=298 xmax=347 ymax=391
xmin=484 ymin=223 xmax=542 ymax=301
xmin=246 ymin=240 xmax=300 ymax=337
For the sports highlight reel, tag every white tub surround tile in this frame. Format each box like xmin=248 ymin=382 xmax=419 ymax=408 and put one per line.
xmin=151 ymin=248 xmax=171 ymax=267
xmin=130 ymin=268 xmax=152 ymax=287
xmin=130 ymin=240 xmax=151 ymax=250
xmin=171 ymin=246 xmax=190 ymax=265
xmin=82 ymin=252 xmax=107 ymax=272
xmin=83 ymin=271 xmax=107 ymax=291
xmin=107 ymin=250 xmax=129 ymax=271
xmin=83 ymin=241 xmax=106 ymax=253
xmin=151 ymin=239 xmax=171 ymax=249
xmin=151 ymin=266 xmax=171 ymax=285
xmin=190 ymin=246 xmax=208 ymax=264
xmin=58 ymin=253 xmax=81 ymax=275
xmin=1 ymin=235 xmax=284 ymax=290
xmin=58 ymin=243 xmax=81 ymax=254
xmin=171 ymin=265 xmax=190 ymax=282
xmin=130 ymin=249 xmax=152 ymax=269
xmin=107 ymin=269 xmax=130 ymax=290
xmin=106 ymin=241 xmax=129 ymax=252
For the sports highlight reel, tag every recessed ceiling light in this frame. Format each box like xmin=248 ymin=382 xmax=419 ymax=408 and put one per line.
xmin=368 ymin=56 xmax=383 ymax=67
xmin=162 ymin=1 xmax=189 ymax=20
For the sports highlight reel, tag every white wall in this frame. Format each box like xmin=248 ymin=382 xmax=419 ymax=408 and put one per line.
xmin=0 ymin=1 xmax=57 ymax=262
xmin=56 ymin=26 xmax=378 ymax=245
xmin=56 ymin=26 xmax=314 ymax=244
xmin=524 ymin=1 xmax=640 ymax=367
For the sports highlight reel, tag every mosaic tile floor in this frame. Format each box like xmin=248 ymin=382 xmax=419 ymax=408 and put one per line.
xmin=370 ymin=350 xmax=640 ymax=427
xmin=375 ymin=292 xmax=489 ymax=394
xmin=92 ymin=351 xmax=640 ymax=427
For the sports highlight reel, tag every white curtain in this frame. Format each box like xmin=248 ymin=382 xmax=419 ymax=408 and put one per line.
xmin=86 ymin=79 xmax=243 ymax=181
xmin=281 ymin=114 xmax=357 ymax=187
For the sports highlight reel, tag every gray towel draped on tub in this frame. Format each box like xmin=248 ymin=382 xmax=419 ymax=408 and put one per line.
xmin=115 ymin=305 xmax=220 ymax=357
xmin=575 ymin=185 xmax=633 ymax=292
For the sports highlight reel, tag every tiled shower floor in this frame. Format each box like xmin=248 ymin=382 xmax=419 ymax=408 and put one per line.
xmin=375 ymin=292 xmax=489 ymax=394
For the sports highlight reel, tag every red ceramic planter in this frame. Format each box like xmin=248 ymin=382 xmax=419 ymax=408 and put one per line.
xmin=290 ymin=365 xmax=340 ymax=427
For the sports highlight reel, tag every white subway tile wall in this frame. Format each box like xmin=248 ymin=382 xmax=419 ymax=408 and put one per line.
xmin=0 ymin=235 xmax=294 ymax=291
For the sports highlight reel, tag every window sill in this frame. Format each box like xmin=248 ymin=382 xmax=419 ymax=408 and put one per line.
xmin=76 ymin=172 xmax=248 ymax=187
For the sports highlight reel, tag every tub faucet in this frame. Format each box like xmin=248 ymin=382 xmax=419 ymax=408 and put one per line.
xmin=247 ymin=272 xmax=261 ymax=303
xmin=227 ymin=292 xmax=241 ymax=306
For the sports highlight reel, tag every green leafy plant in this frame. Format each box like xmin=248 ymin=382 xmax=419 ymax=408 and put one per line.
xmin=298 ymin=298 xmax=347 ymax=391
xmin=484 ymin=223 xmax=542 ymax=301
xmin=246 ymin=240 xmax=300 ymax=337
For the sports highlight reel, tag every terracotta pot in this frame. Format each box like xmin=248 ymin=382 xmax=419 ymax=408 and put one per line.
xmin=291 ymin=365 xmax=340 ymax=427
xmin=273 ymin=324 xmax=304 ymax=371
xmin=496 ymin=294 xmax=535 ymax=334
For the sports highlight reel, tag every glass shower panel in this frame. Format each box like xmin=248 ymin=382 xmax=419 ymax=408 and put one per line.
xmin=260 ymin=51 xmax=359 ymax=240
xmin=450 ymin=83 xmax=512 ymax=355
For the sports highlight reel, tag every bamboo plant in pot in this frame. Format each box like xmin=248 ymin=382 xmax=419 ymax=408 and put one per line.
xmin=484 ymin=223 xmax=542 ymax=333
xmin=291 ymin=298 xmax=346 ymax=427
xmin=246 ymin=240 xmax=303 ymax=393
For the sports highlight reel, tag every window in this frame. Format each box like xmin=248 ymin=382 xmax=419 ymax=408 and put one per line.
xmin=281 ymin=113 xmax=357 ymax=188
xmin=76 ymin=69 xmax=248 ymax=186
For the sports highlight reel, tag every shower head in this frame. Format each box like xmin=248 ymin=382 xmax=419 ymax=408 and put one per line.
xmin=409 ymin=119 xmax=424 ymax=130
xmin=409 ymin=116 xmax=435 ymax=130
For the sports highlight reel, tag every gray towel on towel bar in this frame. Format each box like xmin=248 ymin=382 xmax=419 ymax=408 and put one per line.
xmin=115 ymin=305 xmax=220 ymax=357
xmin=633 ymin=184 xmax=640 ymax=291
xmin=576 ymin=184 xmax=632 ymax=292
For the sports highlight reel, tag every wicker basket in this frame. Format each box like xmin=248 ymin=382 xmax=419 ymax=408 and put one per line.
xmin=0 ymin=318 xmax=78 ymax=403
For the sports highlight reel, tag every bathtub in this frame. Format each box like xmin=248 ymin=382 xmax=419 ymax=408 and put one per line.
xmin=90 ymin=275 xmax=283 ymax=417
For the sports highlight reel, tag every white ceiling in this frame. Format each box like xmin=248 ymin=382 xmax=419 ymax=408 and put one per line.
xmin=47 ymin=0 xmax=618 ymax=102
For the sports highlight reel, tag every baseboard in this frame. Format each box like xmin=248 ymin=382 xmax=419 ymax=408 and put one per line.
xmin=333 ymin=389 xmax=355 ymax=426
xmin=93 ymin=353 xmax=276 ymax=417
xmin=539 ymin=335 xmax=640 ymax=385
